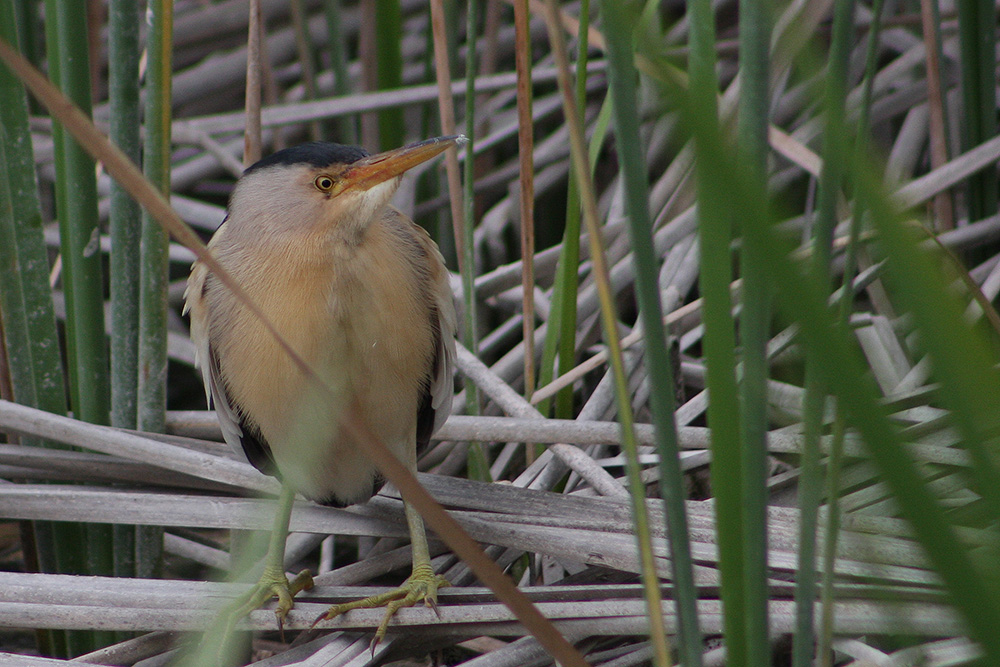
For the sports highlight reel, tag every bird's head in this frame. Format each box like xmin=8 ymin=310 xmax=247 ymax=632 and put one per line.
xmin=226 ymin=135 xmax=464 ymax=240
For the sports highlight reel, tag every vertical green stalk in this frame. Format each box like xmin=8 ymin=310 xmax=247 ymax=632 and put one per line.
xmin=324 ymin=0 xmax=357 ymax=143
xmin=599 ymin=2 xmax=703 ymax=665
xmin=0 ymin=1 xmax=66 ymax=423
xmin=137 ymin=0 xmax=173 ymax=434
xmin=687 ymin=0 xmax=746 ymax=664
xmin=818 ymin=4 xmax=882 ymax=662
xmin=44 ymin=0 xmax=111 ymax=654
xmin=538 ymin=95 xmax=611 ymax=423
xmin=740 ymin=138 xmax=1000 ymax=667
xmin=546 ymin=0 xmax=590 ymax=422
xmin=543 ymin=1 xmax=671 ymax=663
xmin=108 ymin=0 xmax=141 ymax=435
xmin=0 ymin=15 xmax=69 ymax=659
xmin=817 ymin=420 xmax=845 ymax=667
xmin=290 ymin=0 xmax=322 ymax=141
xmin=0 ymin=146 xmax=32 ymax=407
xmin=792 ymin=373 xmax=824 ymax=667
xmin=0 ymin=110 xmax=69 ymax=660
xmin=10 ymin=0 xmax=39 ymax=72
xmin=108 ymin=0 xmax=143 ymax=584
xmin=0 ymin=37 xmax=63 ymax=597
xmin=539 ymin=97 xmax=612 ymax=422
xmin=735 ymin=0 xmax=772 ymax=662
xmin=44 ymin=0 xmax=108 ymax=425
xmin=956 ymin=0 xmax=998 ymax=224
xmin=135 ymin=0 xmax=173 ymax=581
xmin=462 ymin=0 xmax=489 ymax=481
xmin=375 ymin=0 xmax=404 ymax=150
xmin=655 ymin=7 xmax=1000 ymax=657
xmin=793 ymin=2 xmax=854 ymax=666
xmin=461 ymin=0 xmax=479 ymax=363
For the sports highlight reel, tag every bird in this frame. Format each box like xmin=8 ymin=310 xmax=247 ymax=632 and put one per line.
xmin=183 ymin=136 xmax=460 ymax=646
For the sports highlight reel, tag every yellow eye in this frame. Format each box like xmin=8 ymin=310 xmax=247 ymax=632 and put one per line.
xmin=314 ymin=175 xmax=335 ymax=192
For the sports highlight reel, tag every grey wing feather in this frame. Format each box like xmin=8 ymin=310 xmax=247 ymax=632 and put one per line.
xmin=430 ymin=268 xmax=456 ymax=435
xmin=183 ymin=258 xmax=250 ymax=464
xmin=417 ymin=221 xmax=457 ymax=437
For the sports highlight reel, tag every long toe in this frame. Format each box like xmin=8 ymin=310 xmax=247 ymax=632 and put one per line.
xmin=228 ymin=566 xmax=315 ymax=629
xmin=191 ymin=566 xmax=314 ymax=667
xmin=316 ymin=564 xmax=449 ymax=648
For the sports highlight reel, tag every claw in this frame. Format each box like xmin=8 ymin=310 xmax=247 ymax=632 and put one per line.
xmin=428 ymin=595 xmax=443 ymax=620
xmin=310 ymin=609 xmax=329 ymax=630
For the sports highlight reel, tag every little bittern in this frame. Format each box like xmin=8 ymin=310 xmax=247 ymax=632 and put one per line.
xmin=184 ymin=136 xmax=460 ymax=645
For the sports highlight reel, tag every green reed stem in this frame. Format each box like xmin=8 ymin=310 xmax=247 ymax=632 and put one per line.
xmin=600 ymin=2 xmax=703 ymax=664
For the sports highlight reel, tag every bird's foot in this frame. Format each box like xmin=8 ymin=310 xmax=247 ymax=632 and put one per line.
xmin=192 ymin=566 xmax=314 ymax=666
xmin=313 ymin=563 xmax=448 ymax=650
xmin=226 ymin=565 xmax=315 ymax=632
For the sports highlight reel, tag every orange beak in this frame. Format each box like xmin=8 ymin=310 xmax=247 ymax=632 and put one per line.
xmin=340 ymin=135 xmax=465 ymax=192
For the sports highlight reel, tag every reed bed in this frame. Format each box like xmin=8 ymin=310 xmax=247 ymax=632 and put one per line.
xmin=1 ymin=1 xmax=999 ymax=665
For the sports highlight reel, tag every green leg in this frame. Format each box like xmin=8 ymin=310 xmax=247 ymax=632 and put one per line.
xmin=192 ymin=485 xmax=314 ymax=666
xmin=226 ymin=484 xmax=314 ymax=628
xmin=317 ymin=498 xmax=448 ymax=648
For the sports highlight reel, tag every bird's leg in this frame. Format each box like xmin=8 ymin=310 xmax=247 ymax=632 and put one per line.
xmin=190 ymin=485 xmax=313 ymax=666
xmin=225 ymin=484 xmax=315 ymax=628
xmin=316 ymin=498 xmax=449 ymax=648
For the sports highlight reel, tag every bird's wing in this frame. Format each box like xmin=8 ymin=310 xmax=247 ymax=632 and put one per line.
xmin=397 ymin=215 xmax=456 ymax=448
xmin=418 ymin=228 xmax=458 ymax=438
xmin=429 ymin=248 xmax=457 ymax=436
xmin=185 ymin=262 xmax=280 ymax=475
xmin=183 ymin=256 xmax=248 ymax=461
xmin=185 ymin=243 xmax=280 ymax=479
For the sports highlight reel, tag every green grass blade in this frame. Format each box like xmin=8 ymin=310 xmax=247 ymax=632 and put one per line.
xmin=956 ymin=0 xmax=998 ymax=224
xmin=0 ymin=145 xmax=34 ymax=406
xmin=0 ymin=5 xmax=69 ymax=654
xmin=108 ymin=0 xmax=142 ymax=433
xmin=686 ymin=0 xmax=746 ymax=663
xmin=0 ymin=0 xmax=66 ymax=420
xmin=554 ymin=0 xmax=593 ymax=421
xmin=44 ymin=0 xmax=109 ymax=427
xmin=685 ymin=90 xmax=1000 ymax=660
xmin=792 ymin=375 xmax=824 ymax=667
xmin=543 ymin=1 xmax=671 ymax=662
xmin=735 ymin=0 xmax=772 ymax=661
xmin=544 ymin=96 xmax=612 ymax=422
xmin=0 ymin=102 xmax=70 ymax=662
xmin=137 ymin=0 xmax=173 ymax=434
xmin=375 ymin=0 xmax=404 ymax=150
xmin=43 ymin=0 xmax=112 ymax=653
xmin=537 ymin=0 xmax=588 ymax=422
xmin=599 ymin=3 xmax=703 ymax=665
xmin=324 ymin=0 xmax=357 ymax=143
xmin=793 ymin=4 xmax=854 ymax=665
xmin=107 ymin=0 xmax=144 ymax=592
xmin=135 ymin=0 xmax=172 ymax=581
xmin=818 ymin=2 xmax=884 ymax=660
